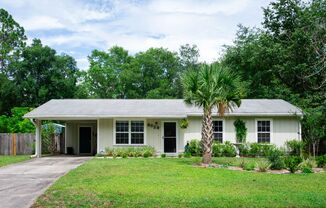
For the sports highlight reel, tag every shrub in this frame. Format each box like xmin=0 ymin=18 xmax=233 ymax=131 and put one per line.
xmin=212 ymin=142 xmax=224 ymax=157
xmin=243 ymin=162 xmax=255 ymax=171
xmin=267 ymin=148 xmax=285 ymax=170
xmin=316 ymin=154 xmax=326 ymax=168
xmin=256 ymin=160 xmax=271 ymax=172
xmin=184 ymin=152 xmax=191 ymax=158
xmin=188 ymin=139 xmax=202 ymax=156
xmin=223 ymin=141 xmax=236 ymax=157
xmin=285 ymin=156 xmax=302 ymax=173
xmin=249 ymin=143 xmax=274 ymax=157
xmin=233 ymin=119 xmax=247 ymax=143
xmin=161 ymin=153 xmax=166 ymax=158
xmin=104 ymin=146 xmax=156 ymax=158
xmin=299 ymin=158 xmax=316 ymax=173
xmin=238 ymin=143 xmax=250 ymax=157
xmin=286 ymin=140 xmax=305 ymax=156
xmin=178 ymin=154 xmax=183 ymax=158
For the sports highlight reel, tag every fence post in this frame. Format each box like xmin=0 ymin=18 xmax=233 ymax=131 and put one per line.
xmin=11 ymin=134 xmax=17 ymax=156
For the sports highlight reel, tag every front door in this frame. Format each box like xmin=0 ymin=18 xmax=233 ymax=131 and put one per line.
xmin=163 ymin=122 xmax=177 ymax=153
xmin=79 ymin=127 xmax=92 ymax=154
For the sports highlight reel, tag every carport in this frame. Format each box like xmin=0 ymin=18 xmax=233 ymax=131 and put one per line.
xmin=26 ymin=119 xmax=98 ymax=158
xmin=24 ymin=103 xmax=99 ymax=158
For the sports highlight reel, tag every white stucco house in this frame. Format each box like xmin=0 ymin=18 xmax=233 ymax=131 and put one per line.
xmin=24 ymin=99 xmax=303 ymax=157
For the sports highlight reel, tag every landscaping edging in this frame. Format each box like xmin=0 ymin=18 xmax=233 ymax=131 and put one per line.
xmin=195 ymin=163 xmax=326 ymax=174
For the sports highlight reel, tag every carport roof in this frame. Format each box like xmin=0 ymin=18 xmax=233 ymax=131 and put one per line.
xmin=23 ymin=99 xmax=303 ymax=120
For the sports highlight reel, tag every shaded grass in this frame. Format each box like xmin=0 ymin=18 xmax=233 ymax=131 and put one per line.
xmin=0 ymin=155 xmax=31 ymax=167
xmin=34 ymin=157 xmax=326 ymax=208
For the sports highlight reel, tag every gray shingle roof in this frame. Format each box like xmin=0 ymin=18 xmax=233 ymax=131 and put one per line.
xmin=24 ymin=99 xmax=303 ymax=119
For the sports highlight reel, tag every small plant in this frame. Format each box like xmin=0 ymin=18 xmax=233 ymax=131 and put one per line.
xmin=161 ymin=153 xmax=166 ymax=158
xmin=267 ymin=148 xmax=285 ymax=170
xmin=238 ymin=143 xmax=250 ymax=157
xmin=243 ymin=162 xmax=255 ymax=171
xmin=143 ymin=151 xmax=151 ymax=158
xmin=105 ymin=147 xmax=114 ymax=156
xmin=316 ymin=154 xmax=326 ymax=168
xmin=302 ymin=167 xmax=314 ymax=173
xmin=239 ymin=159 xmax=246 ymax=169
xmin=179 ymin=118 xmax=189 ymax=129
xmin=285 ymin=156 xmax=302 ymax=173
xmin=178 ymin=153 xmax=183 ymax=158
xmin=112 ymin=151 xmax=118 ymax=159
xmin=184 ymin=152 xmax=191 ymax=158
xmin=256 ymin=160 xmax=271 ymax=172
xmin=122 ymin=152 xmax=128 ymax=158
xmin=299 ymin=158 xmax=316 ymax=173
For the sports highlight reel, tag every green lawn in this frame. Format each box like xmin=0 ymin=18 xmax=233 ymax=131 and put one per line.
xmin=0 ymin=155 xmax=31 ymax=167
xmin=34 ymin=157 xmax=326 ymax=208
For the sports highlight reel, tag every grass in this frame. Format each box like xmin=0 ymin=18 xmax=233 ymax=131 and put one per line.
xmin=33 ymin=157 xmax=326 ymax=208
xmin=0 ymin=155 xmax=31 ymax=167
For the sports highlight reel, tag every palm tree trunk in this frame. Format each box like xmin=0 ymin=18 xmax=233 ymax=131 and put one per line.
xmin=202 ymin=106 xmax=213 ymax=164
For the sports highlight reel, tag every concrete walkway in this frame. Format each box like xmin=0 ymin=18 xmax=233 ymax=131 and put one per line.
xmin=0 ymin=156 xmax=90 ymax=208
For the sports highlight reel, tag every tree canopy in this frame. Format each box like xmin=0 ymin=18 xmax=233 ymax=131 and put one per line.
xmin=0 ymin=0 xmax=325 ymax=155
xmin=221 ymin=0 xmax=326 ymax=153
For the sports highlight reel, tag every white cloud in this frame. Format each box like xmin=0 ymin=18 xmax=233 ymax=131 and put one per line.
xmin=20 ymin=16 xmax=64 ymax=30
xmin=0 ymin=0 xmax=272 ymax=69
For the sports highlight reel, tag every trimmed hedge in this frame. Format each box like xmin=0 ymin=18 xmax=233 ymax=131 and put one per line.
xmin=186 ymin=139 xmax=280 ymax=158
xmin=104 ymin=146 xmax=156 ymax=158
xmin=186 ymin=140 xmax=236 ymax=157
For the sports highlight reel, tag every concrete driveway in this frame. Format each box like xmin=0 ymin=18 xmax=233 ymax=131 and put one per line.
xmin=0 ymin=156 xmax=90 ymax=208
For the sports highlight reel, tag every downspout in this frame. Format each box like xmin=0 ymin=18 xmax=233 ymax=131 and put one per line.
xmin=30 ymin=118 xmax=38 ymax=158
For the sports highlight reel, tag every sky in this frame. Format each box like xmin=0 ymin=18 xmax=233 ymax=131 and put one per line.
xmin=1 ymin=0 xmax=272 ymax=70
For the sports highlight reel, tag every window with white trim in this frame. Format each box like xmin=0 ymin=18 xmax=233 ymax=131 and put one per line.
xmin=257 ymin=120 xmax=271 ymax=143
xmin=115 ymin=120 xmax=144 ymax=144
xmin=131 ymin=121 xmax=144 ymax=144
xmin=213 ymin=120 xmax=223 ymax=143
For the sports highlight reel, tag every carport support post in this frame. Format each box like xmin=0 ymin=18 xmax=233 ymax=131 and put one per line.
xmin=35 ymin=119 xmax=42 ymax=158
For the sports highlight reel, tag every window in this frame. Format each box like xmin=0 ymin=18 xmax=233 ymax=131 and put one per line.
xmin=213 ymin=120 xmax=223 ymax=143
xmin=116 ymin=121 xmax=129 ymax=144
xmin=115 ymin=120 xmax=144 ymax=145
xmin=131 ymin=121 xmax=144 ymax=144
xmin=257 ymin=120 xmax=271 ymax=143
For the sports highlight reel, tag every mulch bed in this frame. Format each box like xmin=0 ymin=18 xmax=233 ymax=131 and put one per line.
xmin=195 ymin=163 xmax=326 ymax=174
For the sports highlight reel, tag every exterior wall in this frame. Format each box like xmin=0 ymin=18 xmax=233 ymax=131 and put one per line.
xmin=97 ymin=118 xmax=184 ymax=154
xmin=183 ymin=116 xmax=301 ymax=147
xmin=65 ymin=121 xmax=97 ymax=155
xmin=98 ymin=119 xmax=113 ymax=153
xmin=95 ymin=116 xmax=301 ymax=154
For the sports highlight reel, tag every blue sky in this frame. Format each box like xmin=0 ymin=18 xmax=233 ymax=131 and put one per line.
xmin=1 ymin=0 xmax=272 ymax=70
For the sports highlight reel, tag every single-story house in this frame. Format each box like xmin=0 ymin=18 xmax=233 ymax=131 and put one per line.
xmin=24 ymin=99 xmax=303 ymax=157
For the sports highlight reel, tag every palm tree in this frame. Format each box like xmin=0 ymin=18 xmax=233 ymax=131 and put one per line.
xmin=182 ymin=64 xmax=246 ymax=164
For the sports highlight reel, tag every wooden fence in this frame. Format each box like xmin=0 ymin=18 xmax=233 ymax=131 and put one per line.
xmin=0 ymin=133 xmax=34 ymax=155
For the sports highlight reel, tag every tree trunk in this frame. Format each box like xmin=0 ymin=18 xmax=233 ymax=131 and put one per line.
xmin=201 ymin=107 xmax=213 ymax=164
